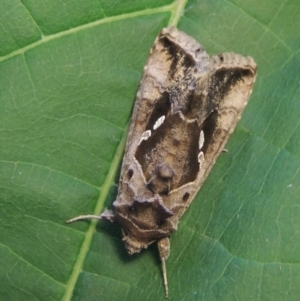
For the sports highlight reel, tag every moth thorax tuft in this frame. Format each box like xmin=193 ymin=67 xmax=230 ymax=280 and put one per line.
xmin=156 ymin=163 xmax=175 ymax=180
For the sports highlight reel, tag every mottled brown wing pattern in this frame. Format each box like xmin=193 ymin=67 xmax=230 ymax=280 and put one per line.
xmin=67 ymin=27 xmax=257 ymax=298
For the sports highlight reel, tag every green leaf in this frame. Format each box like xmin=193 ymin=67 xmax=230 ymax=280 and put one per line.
xmin=0 ymin=0 xmax=299 ymax=300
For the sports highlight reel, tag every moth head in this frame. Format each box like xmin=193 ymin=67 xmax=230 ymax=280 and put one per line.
xmin=122 ymin=234 xmax=148 ymax=255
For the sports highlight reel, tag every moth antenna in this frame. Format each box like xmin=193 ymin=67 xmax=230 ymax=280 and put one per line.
xmin=162 ymin=258 xmax=169 ymax=298
xmin=67 ymin=209 xmax=115 ymax=224
xmin=66 ymin=214 xmax=102 ymax=223
xmin=158 ymin=237 xmax=171 ymax=298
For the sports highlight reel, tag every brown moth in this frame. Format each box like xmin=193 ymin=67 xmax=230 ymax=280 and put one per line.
xmin=67 ymin=27 xmax=257 ymax=297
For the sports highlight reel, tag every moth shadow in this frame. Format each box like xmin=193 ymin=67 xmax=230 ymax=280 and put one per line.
xmin=96 ymin=220 xmax=160 ymax=265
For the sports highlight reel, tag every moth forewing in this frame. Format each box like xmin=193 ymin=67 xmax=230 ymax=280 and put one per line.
xmin=186 ymin=53 xmax=257 ymax=208
xmin=67 ymin=27 xmax=257 ymax=298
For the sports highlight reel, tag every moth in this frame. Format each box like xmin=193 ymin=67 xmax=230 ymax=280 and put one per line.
xmin=67 ymin=27 xmax=257 ymax=297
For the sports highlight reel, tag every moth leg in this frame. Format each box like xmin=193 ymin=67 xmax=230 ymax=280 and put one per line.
xmin=66 ymin=209 xmax=115 ymax=223
xmin=158 ymin=237 xmax=170 ymax=298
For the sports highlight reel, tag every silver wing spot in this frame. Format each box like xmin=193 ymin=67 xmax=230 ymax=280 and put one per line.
xmin=199 ymin=130 xmax=205 ymax=149
xmin=198 ymin=151 xmax=205 ymax=167
xmin=140 ymin=130 xmax=151 ymax=144
xmin=153 ymin=115 xmax=165 ymax=130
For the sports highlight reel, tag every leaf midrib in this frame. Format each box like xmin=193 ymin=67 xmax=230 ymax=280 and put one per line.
xmin=60 ymin=0 xmax=189 ymax=299
xmin=62 ymin=123 xmax=128 ymax=301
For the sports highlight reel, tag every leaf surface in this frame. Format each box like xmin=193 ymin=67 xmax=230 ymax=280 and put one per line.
xmin=0 ymin=0 xmax=299 ymax=300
